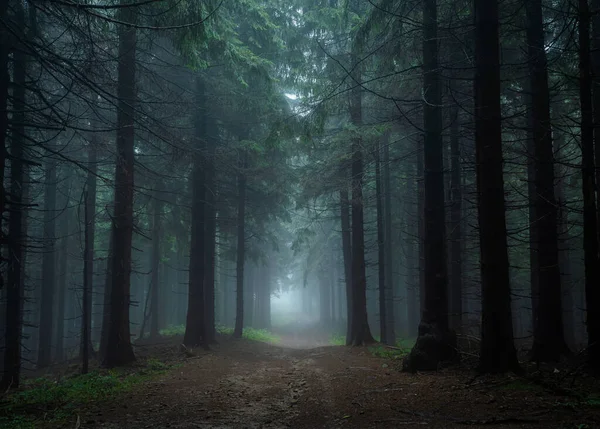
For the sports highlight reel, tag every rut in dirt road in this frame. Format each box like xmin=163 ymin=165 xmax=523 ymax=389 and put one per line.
xmin=83 ymin=338 xmax=598 ymax=429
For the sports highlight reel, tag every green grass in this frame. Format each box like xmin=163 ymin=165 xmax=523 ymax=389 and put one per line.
xmin=329 ymin=334 xmax=415 ymax=358
xmin=0 ymin=358 xmax=173 ymax=429
xmin=159 ymin=324 xmax=186 ymax=337
xmin=329 ymin=333 xmax=346 ymax=345
xmin=216 ymin=326 xmax=280 ymax=344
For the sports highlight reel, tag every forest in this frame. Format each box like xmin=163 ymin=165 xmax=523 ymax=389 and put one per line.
xmin=1 ymin=0 xmax=600 ymax=427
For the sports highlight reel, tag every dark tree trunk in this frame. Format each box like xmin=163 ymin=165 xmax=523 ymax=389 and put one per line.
xmin=2 ymin=3 xmax=26 ymax=385
xmin=99 ymin=232 xmax=113 ymax=359
xmin=38 ymin=157 xmax=57 ymax=368
xmin=233 ymin=151 xmax=247 ymax=338
xmin=405 ymin=168 xmax=418 ymax=337
xmin=103 ymin=3 xmax=137 ymax=367
xmin=55 ymin=174 xmax=71 ymax=362
xmin=184 ymin=77 xmax=208 ymax=348
xmin=319 ymin=269 xmax=331 ymax=327
xmin=404 ymin=0 xmax=455 ymax=372
xmin=474 ymin=0 xmax=519 ymax=373
xmin=526 ymin=107 xmax=540 ymax=343
xmin=579 ymin=0 xmax=600 ymax=367
xmin=376 ymin=139 xmax=393 ymax=344
xmin=525 ymin=0 xmax=568 ymax=361
xmin=347 ymin=50 xmax=375 ymax=347
xmin=81 ymin=144 xmax=97 ymax=373
xmin=449 ymin=98 xmax=462 ymax=333
xmin=150 ymin=188 xmax=161 ymax=339
xmin=340 ymin=188 xmax=352 ymax=344
xmin=383 ymin=134 xmax=395 ymax=342
xmin=417 ymin=144 xmax=425 ymax=315
xmin=592 ymin=0 xmax=600 ymax=242
xmin=204 ymin=120 xmax=218 ymax=343
xmin=0 ymin=0 xmax=8 ymax=309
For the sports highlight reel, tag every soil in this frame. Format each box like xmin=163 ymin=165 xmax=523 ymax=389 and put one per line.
xmin=73 ymin=334 xmax=599 ymax=429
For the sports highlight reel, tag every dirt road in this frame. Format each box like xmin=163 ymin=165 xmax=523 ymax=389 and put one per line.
xmin=82 ymin=338 xmax=598 ymax=429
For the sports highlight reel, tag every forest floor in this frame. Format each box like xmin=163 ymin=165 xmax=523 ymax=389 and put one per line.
xmin=2 ymin=330 xmax=600 ymax=429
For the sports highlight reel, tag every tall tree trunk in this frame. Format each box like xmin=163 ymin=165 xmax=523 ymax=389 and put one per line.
xmin=347 ymin=48 xmax=375 ymax=347
xmin=340 ymin=187 xmax=352 ymax=344
xmin=405 ymin=168 xmax=418 ymax=337
xmin=417 ymin=143 xmax=425 ymax=315
xmin=525 ymin=0 xmax=568 ymax=361
xmin=38 ymin=157 xmax=57 ymax=368
xmin=99 ymin=232 xmax=113 ymax=359
xmin=103 ymin=3 xmax=137 ymax=367
xmin=233 ymin=151 xmax=247 ymax=338
xmin=204 ymin=120 xmax=217 ymax=343
xmin=449 ymin=96 xmax=462 ymax=333
xmin=383 ymin=133 xmax=395 ymax=342
xmin=474 ymin=0 xmax=519 ymax=373
xmin=578 ymin=0 xmax=600 ymax=367
xmin=0 ymin=0 xmax=8 ymax=305
xmin=592 ymin=0 xmax=600 ymax=242
xmin=81 ymin=144 xmax=97 ymax=372
xmin=150 ymin=187 xmax=161 ymax=339
xmin=404 ymin=0 xmax=454 ymax=371
xmin=376 ymin=139 xmax=393 ymax=344
xmin=184 ymin=76 xmax=207 ymax=348
xmin=1 ymin=1 xmax=26 ymax=385
xmin=55 ymin=173 xmax=70 ymax=362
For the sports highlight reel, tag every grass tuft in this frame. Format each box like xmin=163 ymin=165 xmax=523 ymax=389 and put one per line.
xmin=0 ymin=359 xmax=173 ymax=429
xmin=216 ymin=326 xmax=280 ymax=344
xmin=159 ymin=324 xmax=186 ymax=337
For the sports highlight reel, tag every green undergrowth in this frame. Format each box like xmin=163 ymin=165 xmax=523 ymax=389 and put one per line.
xmin=216 ymin=326 xmax=281 ymax=344
xmin=329 ymin=335 xmax=415 ymax=359
xmin=0 ymin=358 xmax=173 ymax=429
xmin=159 ymin=324 xmax=280 ymax=344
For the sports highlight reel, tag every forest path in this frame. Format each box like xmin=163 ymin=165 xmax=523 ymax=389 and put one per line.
xmin=84 ymin=338 xmax=597 ymax=429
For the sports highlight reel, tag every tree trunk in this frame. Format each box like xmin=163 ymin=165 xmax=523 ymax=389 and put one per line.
xmin=184 ymin=77 xmax=208 ymax=348
xmin=204 ymin=120 xmax=218 ymax=343
xmin=347 ymin=47 xmax=375 ymax=347
xmin=474 ymin=0 xmax=519 ymax=373
xmin=81 ymin=143 xmax=97 ymax=373
xmin=150 ymin=188 xmax=161 ymax=339
xmin=38 ymin=157 xmax=57 ymax=368
xmin=525 ymin=0 xmax=568 ymax=361
xmin=578 ymin=0 xmax=600 ymax=367
xmin=592 ymin=0 xmax=600 ymax=243
xmin=99 ymin=232 xmax=113 ymax=359
xmin=376 ymin=139 xmax=393 ymax=345
xmin=103 ymin=2 xmax=137 ymax=367
xmin=2 ymin=1 xmax=26 ymax=385
xmin=0 ymin=0 xmax=8 ymax=311
xmin=340 ymin=187 xmax=352 ymax=344
xmin=233 ymin=150 xmax=247 ymax=338
xmin=449 ymin=96 xmax=462 ymax=333
xmin=55 ymin=173 xmax=71 ymax=362
xmin=383 ymin=133 xmax=395 ymax=342
xmin=417 ymin=143 xmax=425 ymax=315
xmin=404 ymin=0 xmax=454 ymax=372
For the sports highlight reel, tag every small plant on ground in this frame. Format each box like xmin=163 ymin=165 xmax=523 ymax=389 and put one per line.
xmin=216 ymin=326 xmax=280 ymax=344
xmin=159 ymin=324 xmax=186 ymax=337
xmin=0 ymin=359 xmax=173 ymax=429
xmin=330 ymin=334 xmax=346 ymax=346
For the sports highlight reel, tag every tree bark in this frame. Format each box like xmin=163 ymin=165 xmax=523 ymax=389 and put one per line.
xmin=525 ymin=0 xmax=568 ymax=361
xmin=150 ymin=187 xmax=161 ymax=339
xmin=449 ymin=95 xmax=462 ymax=333
xmin=204 ymin=118 xmax=218 ymax=343
xmin=383 ymin=133 xmax=395 ymax=342
xmin=103 ymin=2 xmax=137 ymax=367
xmin=233 ymin=150 xmax=247 ymax=338
xmin=592 ymin=0 xmax=600 ymax=243
xmin=578 ymin=0 xmax=600 ymax=367
xmin=403 ymin=0 xmax=454 ymax=371
xmin=38 ymin=157 xmax=57 ymax=368
xmin=340 ymin=187 xmax=352 ymax=344
xmin=347 ymin=47 xmax=375 ymax=347
xmin=474 ymin=0 xmax=519 ymax=373
xmin=184 ymin=76 xmax=208 ymax=348
xmin=2 ymin=1 xmax=26 ymax=385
